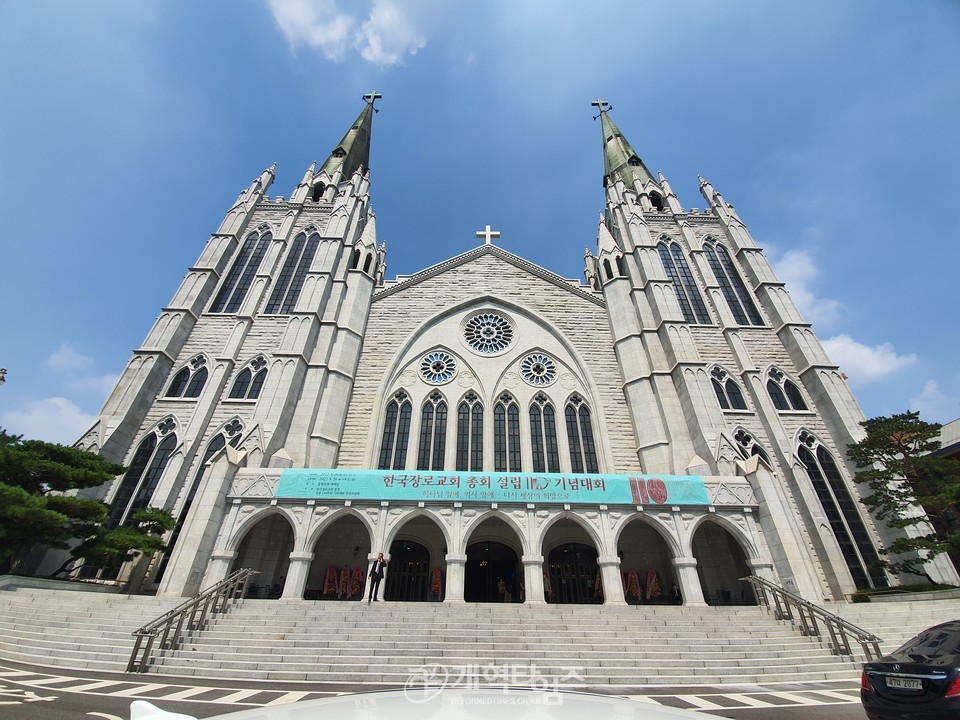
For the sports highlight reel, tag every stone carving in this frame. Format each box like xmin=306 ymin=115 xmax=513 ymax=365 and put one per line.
xmin=314 ymin=506 xmax=330 ymax=516
xmin=536 ymin=510 xmax=550 ymax=526
xmin=240 ymin=505 xmax=254 ymax=514
xmin=608 ymin=511 xmax=621 ymax=529
xmin=232 ymin=474 xmax=276 ymax=498
xmin=439 ymin=508 xmax=453 ymax=526
xmin=457 ymin=370 xmax=476 ymax=388
xmin=501 ymin=371 xmax=520 ymax=389
xmin=709 ymin=482 xmax=757 ymax=506
xmin=399 ymin=368 xmax=417 ymax=387
xmin=559 ymin=373 xmax=577 ymax=390
xmin=463 ymin=508 xmax=477 ymax=518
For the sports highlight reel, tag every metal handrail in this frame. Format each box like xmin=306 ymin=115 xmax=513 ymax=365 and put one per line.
xmin=127 ymin=568 xmax=258 ymax=673
xmin=741 ymin=575 xmax=883 ymax=661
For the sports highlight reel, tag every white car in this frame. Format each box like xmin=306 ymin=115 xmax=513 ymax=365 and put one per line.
xmin=132 ymin=688 xmax=722 ymax=720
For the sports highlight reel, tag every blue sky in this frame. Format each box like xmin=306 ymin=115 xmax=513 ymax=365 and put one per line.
xmin=1 ymin=1 xmax=958 ymax=445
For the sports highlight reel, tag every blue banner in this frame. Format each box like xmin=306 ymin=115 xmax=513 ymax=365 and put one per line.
xmin=275 ymin=469 xmax=709 ymax=506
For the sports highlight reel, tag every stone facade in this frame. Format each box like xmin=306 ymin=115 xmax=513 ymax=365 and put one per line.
xmin=58 ymin=101 xmax=958 ymax=605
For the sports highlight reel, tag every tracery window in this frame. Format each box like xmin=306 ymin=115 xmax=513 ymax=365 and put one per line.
xmin=494 ymin=393 xmax=521 ymax=472
xmin=520 ymin=353 xmax=557 ymax=387
xmin=463 ymin=312 xmax=513 ymax=354
xmin=702 ymin=239 xmax=763 ymax=326
xmin=530 ymin=393 xmax=560 ymax=473
xmin=733 ymin=428 xmax=771 ymax=465
xmin=417 ymin=392 xmax=447 ymax=471
xmin=264 ymin=232 xmax=320 ymax=314
xmin=155 ymin=420 xmax=243 ymax=581
xmin=210 ymin=229 xmax=273 ymax=314
xmin=456 ymin=392 xmax=483 ymax=471
xmin=229 ymin=356 xmax=268 ymax=400
xmin=657 ymin=241 xmax=711 ymax=324
xmin=165 ymin=356 xmax=208 ymax=398
xmin=711 ymin=367 xmax=748 ymax=410
xmin=797 ymin=431 xmax=887 ymax=589
xmin=767 ymin=368 xmax=808 ymax=411
xmin=377 ymin=391 xmax=412 ymax=470
xmin=565 ymin=395 xmax=599 ymax=473
xmin=107 ymin=418 xmax=177 ymax=528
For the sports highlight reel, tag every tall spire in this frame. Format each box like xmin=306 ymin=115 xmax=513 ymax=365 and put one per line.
xmin=592 ymin=99 xmax=656 ymax=190
xmin=319 ymin=94 xmax=379 ymax=182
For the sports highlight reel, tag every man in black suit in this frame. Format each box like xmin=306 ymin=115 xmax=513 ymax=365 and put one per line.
xmin=368 ymin=552 xmax=387 ymax=602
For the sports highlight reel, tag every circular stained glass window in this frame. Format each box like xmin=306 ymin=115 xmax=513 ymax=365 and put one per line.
xmin=520 ymin=353 xmax=557 ymax=386
xmin=464 ymin=312 xmax=514 ymax=354
xmin=420 ymin=352 xmax=457 ymax=384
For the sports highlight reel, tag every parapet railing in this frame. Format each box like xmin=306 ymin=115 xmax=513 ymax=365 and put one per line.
xmin=741 ymin=575 xmax=883 ymax=661
xmin=127 ymin=568 xmax=257 ymax=673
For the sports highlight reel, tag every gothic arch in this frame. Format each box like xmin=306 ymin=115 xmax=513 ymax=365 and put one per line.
xmin=462 ymin=509 xmax=528 ymax=556
xmin=227 ymin=505 xmax=297 ymax=554
xmin=537 ymin=511 xmax=603 ymax=556
xmin=384 ymin=508 xmax=452 ymax=552
xmin=685 ymin=513 xmax=759 ymax=561
xmin=611 ymin=512 xmax=682 ymax=558
xmin=305 ymin=506 xmax=376 ymax=551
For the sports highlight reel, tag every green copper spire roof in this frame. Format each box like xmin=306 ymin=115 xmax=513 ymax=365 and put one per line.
xmin=319 ymin=101 xmax=374 ymax=181
xmin=599 ymin=107 xmax=656 ymax=190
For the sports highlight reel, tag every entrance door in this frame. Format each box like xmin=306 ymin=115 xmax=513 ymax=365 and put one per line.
xmin=547 ymin=543 xmax=599 ymax=604
xmin=385 ymin=540 xmax=431 ymax=601
xmin=465 ymin=542 xmax=520 ymax=602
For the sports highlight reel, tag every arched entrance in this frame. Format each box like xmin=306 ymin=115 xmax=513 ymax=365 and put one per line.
xmin=386 ymin=515 xmax=447 ymax=601
xmin=465 ymin=541 xmax=520 ymax=602
xmin=464 ymin=515 xmax=523 ymax=603
xmin=386 ymin=540 xmax=432 ymax=601
xmin=542 ymin=518 xmax=600 ymax=604
xmin=618 ymin=518 xmax=677 ymax=605
xmin=692 ymin=520 xmax=755 ymax=605
xmin=231 ymin=513 xmax=293 ymax=599
xmin=305 ymin=514 xmax=371 ymax=601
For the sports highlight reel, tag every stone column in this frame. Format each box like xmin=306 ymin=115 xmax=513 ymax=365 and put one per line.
xmin=522 ymin=555 xmax=546 ymax=605
xmin=282 ymin=551 xmax=314 ymax=600
xmin=443 ymin=554 xmax=467 ymax=603
xmin=598 ymin=556 xmax=626 ymax=605
xmin=206 ymin=551 xmax=237 ymax=587
xmin=672 ymin=556 xmax=706 ymax=606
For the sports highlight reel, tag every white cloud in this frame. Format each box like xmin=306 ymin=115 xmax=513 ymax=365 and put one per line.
xmin=908 ymin=381 xmax=960 ymax=424
xmin=821 ymin=334 xmax=916 ymax=384
xmin=1 ymin=397 xmax=94 ymax=445
xmin=265 ymin=0 xmax=438 ymax=65
xmin=770 ymin=246 xmax=844 ymax=328
xmin=45 ymin=343 xmax=94 ymax=373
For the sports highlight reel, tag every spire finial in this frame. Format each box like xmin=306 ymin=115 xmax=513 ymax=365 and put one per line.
xmin=591 ymin=98 xmax=611 ymax=120
xmin=363 ymin=92 xmax=383 ymax=112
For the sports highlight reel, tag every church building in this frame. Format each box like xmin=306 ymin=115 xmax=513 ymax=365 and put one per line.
xmin=70 ymin=97 xmax=959 ymax=605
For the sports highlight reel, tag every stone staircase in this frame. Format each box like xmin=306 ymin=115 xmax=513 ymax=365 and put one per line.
xmin=2 ymin=584 xmax=959 ymax=693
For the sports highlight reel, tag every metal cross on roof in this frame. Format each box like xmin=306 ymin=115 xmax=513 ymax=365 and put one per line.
xmin=591 ymin=98 xmax=611 ymax=120
xmin=476 ymin=225 xmax=501 ymax=245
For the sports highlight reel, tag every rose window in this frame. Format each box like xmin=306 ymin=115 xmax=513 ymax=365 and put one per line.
xmin=520 ymin=353 xmax=557 ymax=386
xmin=420 ymin=352 xmax=457 ymax=384
xmin=464 ymin=312 xmax=513 ymax=354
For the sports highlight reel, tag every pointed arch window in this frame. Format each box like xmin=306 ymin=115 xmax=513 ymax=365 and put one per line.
xmin=210 ymin=230 xmax=273 ymax=313
xmin=456 ymin=392 xmax=483 ymax=471
xmin=494 ymin=393 xmax=521 ymax=472
xmin=657 ymin=241 xmax=711 ymax=324
xmin=107 ymin=418 xmax=178 ymax=528
xmin=155 ymin=420 xmax=243 ymax=581
xmin=767 ymin=368 xmax=808 ymax=411
xmin=798 ymin=431 xmax=887 ymax=589
xmin=565 ymin=395 xmax=599 ymax=473
xmin=229 ymin=356 xmax=268 ymax=400
xmin=733 ymin=428 xmax=771 ymax=465
xmin=264 ymin=232 xmax=320 ymax=314
xmin=530 ymin=394 xmax=560 ymax=473
xmin=703 ymin=239 xmax=763 ymax=326
xmin=377 ymin=391 xmax=412 ymax=470
xmin=165 ymin=356 xmax=208 ymax=398
xmin=711 ymin=367 xmax=748 ymax=411
xmin=417 ymin=392 xmax=448 ymax=471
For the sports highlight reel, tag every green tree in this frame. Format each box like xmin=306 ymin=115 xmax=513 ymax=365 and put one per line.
xmin=0 ymin=429 xmax=125 ymax=574
xmin=69 ymin=507 xmax=176 ymax=575
xmin=848 ymin=411 xmax=960 ymax=583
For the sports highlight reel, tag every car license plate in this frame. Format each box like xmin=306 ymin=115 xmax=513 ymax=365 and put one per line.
xmin=886 ymin=676 xmax=922 ymax=690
